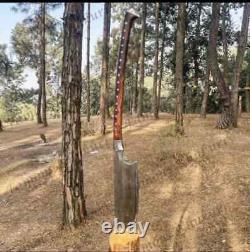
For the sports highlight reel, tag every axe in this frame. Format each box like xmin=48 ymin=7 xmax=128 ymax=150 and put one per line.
xmin=113 ymin=9 xmax=139 ymax=225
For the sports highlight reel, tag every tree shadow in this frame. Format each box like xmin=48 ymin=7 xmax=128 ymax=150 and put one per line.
xmin=173 ymin=202 xmax=190 ymax=252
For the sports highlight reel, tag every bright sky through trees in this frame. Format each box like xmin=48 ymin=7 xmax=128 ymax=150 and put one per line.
xmin=0 ymin=3 xmax=243 ymax=89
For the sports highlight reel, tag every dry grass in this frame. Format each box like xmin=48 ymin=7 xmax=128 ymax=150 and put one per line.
xmin=0 ymin=113 xmax=249 ymax=251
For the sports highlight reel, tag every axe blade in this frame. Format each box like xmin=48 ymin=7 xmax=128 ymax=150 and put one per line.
xmin=114 ymin=140 xmax=139 ymax=224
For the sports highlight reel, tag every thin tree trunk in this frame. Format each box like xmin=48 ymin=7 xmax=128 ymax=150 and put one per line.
xmin=86 ymin=3 xmax=90 ymax=122
xmin=132 ymin=58 xmax=139 ymax=115
xmin=100 ymin=3 xmax=111 ymax=134
xmin=175 ymin=3 xmax=186 ymax=135
xmin=106 ymin=78 xmax=111 ymax=119
xmin=157 ymin=3 xmax=167 ymax=117
xmin=137 ymin=3 xmax=146 ymax=117
xmin=238 ymin=95 xmax=242 ymax=117
xmin=245 ymin=66 xmax=250 ymax=112
xmin=129 ymin=78 xmax=133 ymax=115
xmin=41 ymin=3 xmax=47 ymax=127
xmin=200 ymin=65 xmax=210 ymax=118
xmin=209 ymin=3 xmax=233 ymax=129
xmin=192 ymin=3 xmax=202 ymax=113
xmin=135 ymin=60 xmax=139 ymax=112
xmin=37 ymin=75 xmax=42 ymax=124
xmin=0 ymin=120 xmax=3 ymax=132
xmin=152 ymin=2 xmax=160 ymax=119
xmin=231 ymin=3 xmax=250 ymax=127
xmin=61 ymin=3 xmax=87 ymax=228
xmin=222 ymin=3 xmax=230 ymax=86
xmin=105 ymin=4 xmax=112 ymax=120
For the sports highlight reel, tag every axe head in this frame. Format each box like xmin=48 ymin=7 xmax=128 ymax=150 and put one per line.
xmin=113 ymin=140 xmax=139 ymax=224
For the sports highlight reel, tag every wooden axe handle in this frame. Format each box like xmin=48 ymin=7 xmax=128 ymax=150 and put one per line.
xmin=113 ymin=10 xmax=139 ymax=141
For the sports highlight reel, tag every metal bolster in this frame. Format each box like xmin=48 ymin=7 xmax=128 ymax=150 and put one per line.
xmin=113 ymin=140 xmax=124 ymax=152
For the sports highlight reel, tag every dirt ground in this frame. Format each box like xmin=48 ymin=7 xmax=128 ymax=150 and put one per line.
xmin=0 ymin=113 xmax=249 ymax=251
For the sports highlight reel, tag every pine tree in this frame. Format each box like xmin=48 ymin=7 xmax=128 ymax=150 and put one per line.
xmin=61 ymin=3 xmax=87 ymax=228
xmin=175 ymin=3 xmax=186 ymax=134
xmin=152 ymin=3 xmax=160 ymax=119
xmin=100 ymin=3 xmax=111 ymax=135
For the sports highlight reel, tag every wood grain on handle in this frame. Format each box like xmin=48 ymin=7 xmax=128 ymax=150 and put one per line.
xmin=113 ymin=10 xmax=139 ymax=140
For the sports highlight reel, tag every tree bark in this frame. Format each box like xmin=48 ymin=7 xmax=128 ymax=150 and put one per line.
xmin=106 ymin=5 xmax=111 ymax=120
xmin=231 ymin=3 xmax=250 ymax=127
xmin=0 ymin=120 xmax=3 ymax=132
xmin=86 ymin=3 xmax=90 ymax=122
xmin=41 ymin=3 xmax=47 ymax=127
xmin=200 ymin=64 xmax=210 ymax=118
xmin=61 ymin=3 xmax=87 ymax=228
xmin=209 ymin=3 xmax=233 ymax=129
xmin=222 ymin=3 xmax=230 ymax=86
xmin=137 ymin=3 xmax=147 ymax=118
xmin=238 ymin=95 xmax=242 ymax=117
xmin=37 ymin=74 xmax=42 ymax=124
xmin=245 ymin=64 xmax=250 ymax=112
xmin=100 ymin=3 xmax=111 ymax=134
xmin=175 ymin=3 xmax=186 ymax=135
xmin=157 ymin=3 xmax=167 ymax=117
xmin=152 ymin=3 xmax=160 ymax=119
xmin=106 ymin=78 xmax=111 ymax=119
xmin=132 ymin=58 xmax=139 ymax=115
xmin=192 ymin=3 xmax=202 ymax=113
xmin=129 ymin=77 xmax=133 ymax=115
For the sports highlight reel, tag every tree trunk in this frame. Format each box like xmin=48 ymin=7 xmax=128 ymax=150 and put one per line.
xmin=222 ymin=3 xmax=230 ymax=86
xmin=152 ymin=3 xmax=160 ymax=119
xmin=106 ymin=78 xmax=111 ymax=119
xmin=231 ymin=3 xmax=250 ymax=127
xmin=175 ymin=3 xmax=186 ymax=135
xmin=132 ymin=59 xmax=139 ymax=115
xmin=137 ymin=3 xmax=147 ymax=118
xmin=157 ymin=3 xmax=167 ymax=117
xmin=86 ymin=3 xmax=91 ymax=122
xmin=100 ymin=3 xmax=111 ymax=134
xmin=0 ymin=120 xmax=3 ymax=132
xmin=41 ymin=3 xmax=47 ymax=127
xmin=192 ymin=3 xmax=202 ymax=113
xmin=238 ymin=95 xmax=242 ymax=117
xmin=37 ymin=75 xmax=42 ymax=124
xmin=209 ymin=3 xmax=233 ymax=129
xmin=61 ymin=3 xmax=87 ymax=228
xmin=129 ymin=79 xmax=133 ymax=115
xmin=200 ymin=65 xmax=210 ymax=118
xmin=105 ymin=4 xmax=112 ymax=121
xmin=245 ymin=66 xmax=250 ymax=112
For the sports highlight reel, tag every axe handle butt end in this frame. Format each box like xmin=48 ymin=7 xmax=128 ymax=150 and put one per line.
xmin=109 ymin=231 xmax=140 ymax=252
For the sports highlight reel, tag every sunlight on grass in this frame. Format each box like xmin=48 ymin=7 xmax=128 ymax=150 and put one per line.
xmin=157 ymin=182 xmax=173 ymax=200
xmin=0 ymin=159 xmax=31 ymax=176
xmin=0 ymin=165 xmax=50 ymax=195
xmin=130 ymin=120 xmax=171 ymax=136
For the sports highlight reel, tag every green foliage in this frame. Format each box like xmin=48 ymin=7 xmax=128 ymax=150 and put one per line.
xmin=1 ymin=85 xmax=22 ymax=122
xmin=10 ymin=3 xmax=63 ymax=122
xmin=90 ymin=78 xmax=101 ymax=115
xmin=47 ymin=84 xmax=61 ymax=119
xmin=17 ymin=103 xmax=36 ymax=121
xmin=0 ymin=2 xmax=247 ymax=124
xmin=82 ymin=77 xmax=101 ymax=116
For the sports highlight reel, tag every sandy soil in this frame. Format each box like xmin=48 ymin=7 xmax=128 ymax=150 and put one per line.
xmin=0 ymin=113 xmax=249 ymax=251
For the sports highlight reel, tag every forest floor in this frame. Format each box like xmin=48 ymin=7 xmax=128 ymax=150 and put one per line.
xmin=0 ymin=113 xmax=249 ymax=251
